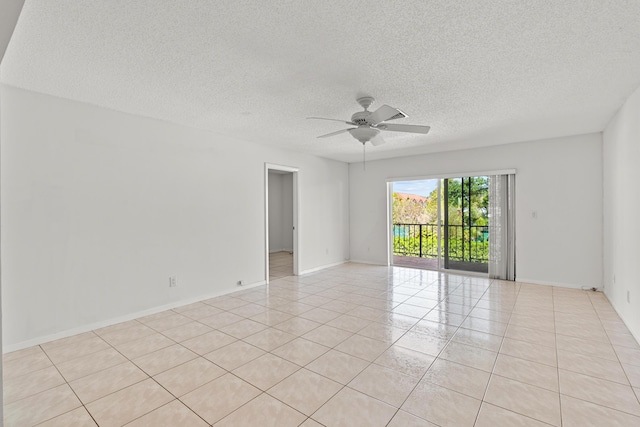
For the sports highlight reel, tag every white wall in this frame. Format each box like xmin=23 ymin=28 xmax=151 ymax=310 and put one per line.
xmin=603 ymin=84 xmax=640 ymax=341
xmin=1 ymin=86 xmax=350 ymax=349
xmin=1 ymin=0 xmax=26 ymax=412
xmin=350 ymin=133 xmax=603 ymax=289
xmin=267 ymin=172 xmax=293 ymax=253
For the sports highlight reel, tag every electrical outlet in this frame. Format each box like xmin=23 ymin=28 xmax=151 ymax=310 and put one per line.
xmin=627 ymin=290 xmax=631 ymax=304
xmin=169 ymin=276 xmax=177 ymax=287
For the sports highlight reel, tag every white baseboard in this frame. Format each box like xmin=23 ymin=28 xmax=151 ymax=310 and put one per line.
xmin=514 ymin=277 xmax=602 ymax=290
xmin=348 ymin=259 xmax=387 ymax=266
xmin=3 ymin=280 xmax=266 ymax=354
xmin=299 ymin=260 xmax=348 ymax=275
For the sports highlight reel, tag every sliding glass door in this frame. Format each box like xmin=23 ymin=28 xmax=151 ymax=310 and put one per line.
xmin=443 ymin=177 xmax=489 ymax=273
xmin=392 ymin=175 xmax=490 ymax=273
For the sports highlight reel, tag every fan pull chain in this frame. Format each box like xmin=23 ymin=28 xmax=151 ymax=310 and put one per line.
xmin=363 ymin=143 xmax=366 ymax=171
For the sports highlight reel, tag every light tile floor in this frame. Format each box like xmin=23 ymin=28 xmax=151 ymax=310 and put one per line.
xmin=270 ymin=251 xmax=293 ymax=280
xmin=4 ymin=263 xmax=640 ymax=426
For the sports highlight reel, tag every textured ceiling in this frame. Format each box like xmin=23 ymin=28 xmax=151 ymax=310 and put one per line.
xmin=2 ymin=0 xmax=640 ymax=162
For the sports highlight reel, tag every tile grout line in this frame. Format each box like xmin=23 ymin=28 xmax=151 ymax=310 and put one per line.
xmin=309 ymin=271 xmax=434 ymax=426
xmin=589 ymin=290 xmax=640 ymax=406
xmin=134 ymin=272 xmax=362 ymax=425
xmin=553 ymin=283 xmax=563 ymax=427
xmin=294 ymin=270 xmax=435 ymax=425
xmin=35 ymin=343 xmax=101 ymax=427
xmin=94 ymin=327 xmax=213 ymax=426
xmin=475 ymin=283 xmax=563 ymax=426
xmin=6 ymin=272 xmax=500 ymax=425
xmin=6 ymin=267 xmax=640 ymax=426
xmin=471 ymin=276 xmax=514 ymax=427
xmin=377 ymin=274 xmax=484 ymax=426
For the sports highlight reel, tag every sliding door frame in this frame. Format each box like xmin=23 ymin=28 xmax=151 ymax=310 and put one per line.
xmin=387 ymin=169 xmax=516 ymax=273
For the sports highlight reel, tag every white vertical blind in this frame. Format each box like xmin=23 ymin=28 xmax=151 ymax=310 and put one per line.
xmin=489 ymin=174 xmax=516 ymax=280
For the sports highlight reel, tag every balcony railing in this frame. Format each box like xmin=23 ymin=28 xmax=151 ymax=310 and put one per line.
xmin=393 ymin=223 xmax=489 ymax=263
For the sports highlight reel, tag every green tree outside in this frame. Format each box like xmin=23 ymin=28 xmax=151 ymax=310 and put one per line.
xmin=393 ymin=177 xmax=489 ymax=263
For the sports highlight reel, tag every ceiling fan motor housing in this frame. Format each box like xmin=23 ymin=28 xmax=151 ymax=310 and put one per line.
xmin=351 ymin=111 xmax=372 ymax=125
xmin=352 ymin=96 xmax=376 ymax=125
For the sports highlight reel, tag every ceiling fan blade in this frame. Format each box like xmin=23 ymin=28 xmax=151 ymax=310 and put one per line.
xmin=307 ymin=117 xmax=356 ymax=126
xmin=376 ymin=123 xmax=431 ymax=134
xmin=366 ymin=105 xmax=407 ymax=125
xmin=317 ymin=128 xmax=354 ymax=138
xmin=370 ymin=133 xmax=387 ymax=146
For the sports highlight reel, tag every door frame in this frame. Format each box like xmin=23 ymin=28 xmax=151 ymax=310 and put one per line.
xmin=265 ymin=163 xmax=300 ymax=283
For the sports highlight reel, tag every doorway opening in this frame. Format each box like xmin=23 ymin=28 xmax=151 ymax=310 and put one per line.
xmin=390 ymin=176 xmax=490 ymax=274
xmin=265 ymin=164 xmax=299 ymax=283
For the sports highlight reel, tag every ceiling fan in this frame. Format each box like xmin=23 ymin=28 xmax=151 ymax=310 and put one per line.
xmin=307 ymin=96 xmax=431 ymax=146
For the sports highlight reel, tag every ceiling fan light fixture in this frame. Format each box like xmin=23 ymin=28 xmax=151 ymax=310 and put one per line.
xmin=308 ymin=96 xmax=430 ymax=147
xmin=348 ymin=127 xmax=380 ymax=144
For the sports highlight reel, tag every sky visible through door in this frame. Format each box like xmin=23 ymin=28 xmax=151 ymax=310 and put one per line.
xmin=393 ymin=180 xmax=438 ymax=198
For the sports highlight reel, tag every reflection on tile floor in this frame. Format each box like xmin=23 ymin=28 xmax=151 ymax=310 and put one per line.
xmin=4 ymin=263 xmax=640 ymax=426
xmin=270 ymin=251 xmax=293 ymax=280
